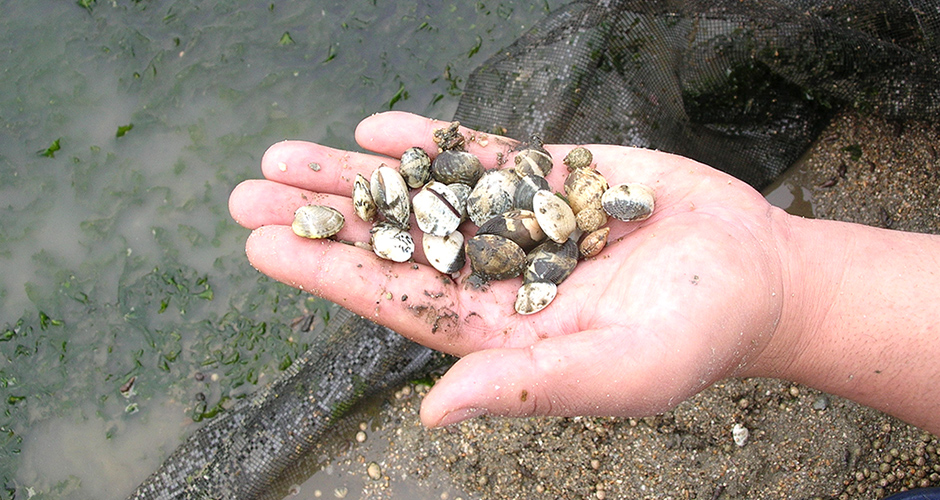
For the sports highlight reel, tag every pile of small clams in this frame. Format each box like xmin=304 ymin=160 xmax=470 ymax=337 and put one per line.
xmin=291 ymin=122 xmax=655 ymax=315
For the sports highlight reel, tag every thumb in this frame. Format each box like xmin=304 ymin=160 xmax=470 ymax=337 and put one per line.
xmin=419 ymin=328 xmax=680 ymax=428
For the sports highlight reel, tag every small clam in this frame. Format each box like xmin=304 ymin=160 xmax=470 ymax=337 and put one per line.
xmin=370 ymin=165 xmax=411 ymax=229
xmin=447 ymin=183 xmax=471 ymax=221
xmin=532 ymin=190 xmax=576 ymax=243
xmin=422 ymin=230 xmax=466 ymax=274
xmin=292 ymin=205 xmax=345 ymax=239
xmin=564 ymin=165 xmax=608 ymax=215
xmin=563 ymin=146 xmax=593 ymax=171
xmin=465 ymin=234 xmax=526 ymax=286
xmin=413 ymin=181 xmax=463 ymax=237
xmin=579 ymin=227 xmax=610 ymax=258
xmin=513 ymin=174 xmax=550 ymax=211
xmin=602 ymin=183 xmax=655 ymax=222
xmin=476 ymin=209 xmax=545 ymax=253
xmin=431 ymin=150 xmax=484 ymax=185
xmin=466 ymin=169 xmax=520 ymax=226
xmin=399 ymin=147 xmax=432 ymax=188
xmin=352 ymin=173 xmax=377 ymax=222
xmin=513 ymin=136 xmax=553 ymax=177
xmin=370 ymin=223 xmax=414 ymax=263
xmin=514 ymin=281 xmax=557 ymax=315
xmin=575 ymin=207 xmax=608 ymax=233
xmin=524 ymin=238 xmax=579 ymax=285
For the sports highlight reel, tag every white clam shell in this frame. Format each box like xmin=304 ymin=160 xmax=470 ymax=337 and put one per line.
xmin=602 ymin=183 xmax=654 ymax=222
xmin=514 ymin=281 xmax=557 ymax=315
xmin=370 ymin=224 xmax=414 ymax=263
xmin=422 ymin=230 xmax=465 ymax=274
xmin=532 ymin=190 xmax=576 ymax=243
xmin=412 ymin=181 xmax=463 ymax=237
xmin=292 ymin=205 xmax=345 ymax=239
xmin=370 ymin=165 xmax=411 ymax=228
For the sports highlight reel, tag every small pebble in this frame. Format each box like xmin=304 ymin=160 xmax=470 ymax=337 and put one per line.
xmin=788 ymin=386 xmax=800 ymax=398
xmin=813 ymin=395 xmax=830 ymax=410
xmin=309 ymin=162 xmax=321 ymax=171
xmin=355 ymin=431 xmax=367 ymax=443
xmin=732 ymin=423 xmax=749 ymax=447
xmin=278 ymin=162 xmax=288 ymax=172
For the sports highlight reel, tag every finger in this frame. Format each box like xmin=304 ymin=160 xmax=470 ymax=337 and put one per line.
xmin=419 ymin=327 xmax=707 ymax=428
xmin=245 ymin=225 xmax=525 ymax=354
xmin=260 ymin=139 xmax=395 ymax=195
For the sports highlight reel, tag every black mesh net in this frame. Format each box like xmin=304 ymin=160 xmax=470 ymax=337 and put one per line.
xmin=455 ymin=0 xmax=940 ymax=189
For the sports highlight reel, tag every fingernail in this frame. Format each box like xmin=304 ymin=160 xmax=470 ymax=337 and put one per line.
xmin=436 ymin=407 xmax=489 ymax=428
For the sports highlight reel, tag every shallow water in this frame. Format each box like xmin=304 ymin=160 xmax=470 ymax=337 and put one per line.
xmin=0 ymin=2 xmax=564 ymax=499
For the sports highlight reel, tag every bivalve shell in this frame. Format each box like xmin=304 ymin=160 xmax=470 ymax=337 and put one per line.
xmin=579 ymin=227 xmax=610 ymax=258
xmin=465 ymin=234 xmax=526 ymax=285
xmin=370 ymin=223 xmax=414 ymax=263
xmin=524 ymin=238 xmax=579 ymax=285
xmin=370 ymin=165 xmax=411 ymax=229
xmin=399 ymin=147 xmax=432 ymax=188
xmin=447 ymin=183 xmax=471 ymax=221
xmin=422 ymin=231 xmax=466 ymax=274
xmin=514 ymin=281 xmax=558 ymax=315
xmin=476 ymin=209 xmax=545 ymax=253
xmin=513 ymin=137 xmax=553 ymax=177
xmin=602 ymin=183 xmax=655 ymax=222
xmin=532 ymin=190 xmax=576 ymax=243
xmin=563 ymin=146 xmax=593 ymax=171
xmin=466 ymin=169 xmax=520 ymax=226
xmin=431 ymin=150 xmax=484 ymax=185
xmin=564 ymin=166 xmax=608 ymax=215
xmin=575 ymin=207 xmax=608 ymax=233
xmin=352 ymin=173 xmax=377 ymax=222
xmin=513 ymin=174 xmax=551 ymax=211
xmin=412 ymin=181 xmax=463 ymax=237
xmin=292 ymin=205 xmax=345 ymax=239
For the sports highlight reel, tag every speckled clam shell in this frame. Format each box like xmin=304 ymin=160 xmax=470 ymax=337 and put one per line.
xmin=564 ymin=166 xmax=608 ymax=215
xmin=514 ymin=281 xmax=557 ymax=315
xmin=524 ymin=238 xmax=579 ymax=285
xmin=465 ymin=234 xmax=526 ymax=283
xmin=563 ymin=146 xmax=593 ymax=171
xmin=370 ymin=165 xmax=411 ymax=229
xmin=532 ymin=190 xmax=576 ymax=243
xmin=422 ymin=230 xmax=466 ymax=274
xmin=513 ymin=174 xmax=550 ymax=211
xmin=412 ymin=181 xmax=463 ymax=237
xmin=431 ymin=150 xmax=484 ymax=185
xmin=370 ymin=223 xmax=414 ymax=263
xmin=292 ymin=205 xmax=345 ymax=239
xmin=466 ymin=169 xmax=520 ymax=226
xmin=513 ymin=139 xmax=553 ymax=177
xmin=602 ymin=183 xmax=655 ymax=222
xmin=476 ymin=209 xmax=545 ymax=253
xmin=398 ymin=147 xmax=432 ymax=189
xmin=575 ymin=207 xmax=608 ymax=233
xmin=352 ymin=173 xmax=377 ymax=222
xmin=579 ymin=227 xmax=610 ymax=258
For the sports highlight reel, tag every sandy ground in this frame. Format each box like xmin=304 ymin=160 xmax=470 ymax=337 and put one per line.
xmin=304 ymin=111 xmax=940 ymax=500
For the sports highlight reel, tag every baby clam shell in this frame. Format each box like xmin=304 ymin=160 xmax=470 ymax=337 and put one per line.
xmin=532 ymin=190 xmax=577 ymax=243
xmin=466 ymin=169 xmax=520 ymax=226
xmin=513 ymin=137 xmax=553 ymax=177
xmin=431 ymin=150 xmax=484 ymax=185
xmin=422 ymin=230 xmax=466 ymax=274
xmin=579 ymin=227 xmax=610 ymax=258
xmin=412 ymin=181 xmax=463 ymax=237
xmin=398 ymin=147 xmax=432 ymax=188
xmin=575 ymin=207 xmax=608 ymax=233
xmin=513 ymin=174 xmax=550 ymax=211
xmin=292 ymin=205 xmax=345 ymax=239
xmin=602 ymin=183 xmax=655 ymax=221
xmin=370 ymin=223 xmax=414 ymax=263
xmin=524 ymin=238 xmax=578 ymax=285
xmin=371 ymin=165 xmax=411 ymax=229
xmin=514 ymin=281 xmax=557 ymax=315
xmin=564 ymin=166 xmax=608 ymax=215
xmin=563 ymin=146 xmax=593 ymax=171
xmin=476 ymin=209 xmax=545 ymax=253
xmin=465 ymin=234 xmax=526 ymax=285
xmin=352 ymin=173 xmax=377 ymax=222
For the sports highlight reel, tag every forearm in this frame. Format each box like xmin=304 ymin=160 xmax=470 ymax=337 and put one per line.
xmin=751 ymin=212 xmax=940 ymax=434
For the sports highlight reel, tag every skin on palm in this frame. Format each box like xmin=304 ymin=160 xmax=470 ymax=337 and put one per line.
xmin=229 ymin=112 xmax=797 ymax=427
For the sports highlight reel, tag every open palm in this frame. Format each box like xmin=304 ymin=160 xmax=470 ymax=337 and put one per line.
xmin=229 ymin=112 xmax=791 ymax=427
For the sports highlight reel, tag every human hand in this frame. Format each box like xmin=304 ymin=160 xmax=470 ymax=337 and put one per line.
xmin=229 ymin=111 xmax=795 ymax=427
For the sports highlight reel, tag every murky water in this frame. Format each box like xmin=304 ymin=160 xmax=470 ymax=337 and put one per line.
xmin=0 ymin=2 xmax=564 ymax=499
